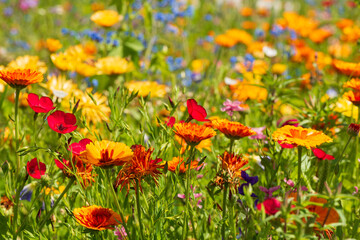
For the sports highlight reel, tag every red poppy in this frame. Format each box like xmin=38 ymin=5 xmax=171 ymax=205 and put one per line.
xmin=54 ymin=159 xmax=71 ymax=170
xmin=312 ymin=148 xmax=334 ymax=160
xmin=165 ymin=116 xmax=176 ymax=127
xmin=47 ymin=110 xmax=77 ymax=134
xmin=27 ymin=158 xmax=46 ymax=179
xmin=186 ymin=99 xmax=209 ymax=122
xmin=68 ymin=138 xmax=92 ymax=155
xmin=27 ymin=93 xmax=55 ymax=113
xmin=257 ymin=198 xmax=281 ymax=215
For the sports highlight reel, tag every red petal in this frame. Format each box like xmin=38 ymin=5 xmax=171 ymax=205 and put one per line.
xmin=39 ymin=96 xmax=55 ymax=112
xmin=312 ymin=148 xmax=326 ymax=160
xmin=27 ymin=158 xmax=46 ymax=179
xmin=64 ymin=113 xmax=77 ymax=125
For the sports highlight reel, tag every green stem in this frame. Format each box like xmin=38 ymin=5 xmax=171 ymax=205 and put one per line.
xmin=38 ymin=178 xmax=75 ymax=231
xmin=297 ymin=147 xmax=303 ymax=204
xmin=12 ymin=171 xmax=27 ymax=239
xmin=135 ymin=180 xmax=145 ymax=240
xmin=332 ymin=136 xmax=353 ymax=180
xmin=229 ymin=193 xmax=236 ymax=239
xmin=105 ymin=170 xmax=131 ymax=240
xmin=222 ymin=183 xmax=228 ymax=239
xmin=229 ymin=139 xmax=235 ymax=153
xmin=14 ymin=88 xmax=20 ymax=175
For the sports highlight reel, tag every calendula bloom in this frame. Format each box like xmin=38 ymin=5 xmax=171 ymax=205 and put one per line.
xmin=167 ymin=157 xmax=200 ymax=174
xmin=114 ymin=145 xmax=163 ymax=192
xmin=219 ymin=151 xmax=249 ymax=186
xmin=332 ymin=59 xmax=360 ymax=77
xmin=176 ymin=135 xmax=212 ymax=153
xmin=27 ymin=93 xmax=55 ymax=113
xmin=348 ymin=123 xmax=360 ymax=136
xmin=225 ymin=29 xmax=253 ymax=45
xmin=26 ymin=158 xmax=46 ymax=179
xmin=272 ymin=125 xmax=332 ymax=149
xmin=47 ymin=110 xmax=77 ymax=134
xmin=125 ymin=80 xmax=167 ymax=98
xmin=343 ymin=91 xmax=360 ymax=106
xmin=173 ymin=122 xmax=216 ymax=146
xmin=343 ymin=78 xmax=360 ymax=91
xmin=90 ymin=10 xmax=122 ymax=27
xmin=80 ymin=140 xmax=133 ymax=167
xmin=215 ymin=34 xmax=237 ymax=48
xmin=96 ymin=57 xmax=133 ymax=75
xmin=73 ymin=206 xmax=123 ymax=230
xmin=271 ymin=63 xmax=287 ymax=75
xmin=46 ymin=38 xmax=62 ymax=52
xmin=7 ymin=55 xmax=47 ymax=74
xmin=0 ymin=68 xmax=43 ymax=89
xmin=42 ymin=74 xmax=78 ymax=99
xmin=309 ymin=29 xmax=332 ymax=43
xmin=211 ymin=119 xmax=256 ymax=140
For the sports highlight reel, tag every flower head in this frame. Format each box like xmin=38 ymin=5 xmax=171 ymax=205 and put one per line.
xmin=312 ymin=148 xmax=334 ymax=160
xmin=348 ymin=123 xmax=360 ymax=137
xmin=272 ymin=125 xmax=332 ymax=149
xmin=173 ymin=122 xmax=216 ymax=146
xmin=27 ymin=93 xmax=55 ymax=113
xmin=343 ymin=91 xmax=360 ymax=106
xmin=167 ymin=157 xmax=200 ymax=174
xmin=80 ymin=140 xmax=133 ymax=168
xmin=0 ymin=68 xmax=43 ymax=89
xmin=73 ymin=205 xmax=123 ymax=230
xmin=220 ymin=99 xmax=249 ymax=116
xmin=215 ymin=34 xmax=237 ymax=48
xmin=68 ymin=138 xmax=93 ymax=155
xmin=256 ymin=198 xmax=281 ymax=215
xmin=217 ymin=152 xmax=250 ymax=188
xmin=211 ymin=119 xmax=256 ymax=140
xmin=90 ymin=10 xmax=122 ymax=27
xmin=249 ymin=127 xmax=267 ymax=140
xmin=46 ymin=38 xmax=62 ymax=52
xmin=47 ymin=110 xmax=77 ymax=134
xmin=187 ymin=99 xmax=210 ymax=122
xmin=26 ymin=158 xmax=46 ymax=179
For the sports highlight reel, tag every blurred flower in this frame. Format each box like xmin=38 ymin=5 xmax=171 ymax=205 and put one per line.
xmin=249 ymin=127 xmax=266 ymax=140
xmin=191 ymin=59 xmax=209 ymax=73
xmin=348 ymin=123 xmax=360 ymax=137
xmin=8 ymin=55 xmax=47 ymax=74
xmin=230 ymin=79 xmax=268 ymax=102
xmin=272 ymin=125 xmax=332 ymax=149
xmin=215 ymin=34 xmax=237 ymax=48
xmin=68 ymin=138 xmax=92 ymax=155
xmin=173 ymin=122 xmax=216 ymax=146
xmin=220 ymin=99 xmax=249 ymax=116
xmin=20 ymin=182 xmax=37 ymax=201
xmin=114 ymin=226 xmax=127 ymax=240
xmin=263 ymin=46 xmax=277 ymax=58
xmin=256 ymin=198 xmax=281 ymax=215
xmin=47 ymin=110 xmax=77 ymax=134
xmin=165 ymin=116 xmax=175 ymax=127
xmin=125 ymin=80 xmax=167 ymax=98
xmin=1 ymin=195 xmax=13 ymax=215
xmin=312 ymin=148 xmax=334 ymax=160
xmin=343 ymin=91 xmax=360 ymax=106
xmin=90 ymin=10 xmax=122 ymax=27
xmin=178 ymin=186 xmax=203 ymax=208
xmin=333 ymin=59 xmax=360 ymax=77
xmin=19 ymin=0 xmax=38 ymax=11
xmin=26 ymin=158 xmax=46 ymax=179
xmin=271 ymin=63 xmax=287 ymax=75
xmin=0 ymin=68 xmax=43 ymax=89
xmin=46 ymin=38 xmax=62 ymax=52
xmin=27 ymin=93 xmax=55 ymax=113
xmin=240 ymin=7 xmax=253 ymax=17
xmin=167 ymin=157 xmax=200 ymax=174
xmin=309 ymin=29 xmax=332 ymax=43
xmin=186 ymin=99 xmax=210 ymax=122
xmin=259 ymin=186 xmax=280 ymax=199
xmin=211 ymin=119 xmax=256 ymax=140
xmin=42 ymin=74 xmax=77 ymax=99
xmin=73 ymin=206 xmax=123 ymax=230
xmin=80 ymin=140 xmax=133 ymax=167
xmin=225 ymin=29 xmax=253 ymax=45
xmin=284 ymin=178 xmax=295 ymax=187
xmin=96 ymin=57 xmax=133 ymax=75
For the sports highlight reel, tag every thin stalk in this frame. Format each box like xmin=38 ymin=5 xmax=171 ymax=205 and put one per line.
xmin=135 ymin=180 xmax=145 ymax=240
xmin=229 ymin=193 xmax=236 ymax=239
xmin=12 ymin=171 xmax=27 ymax=239
xmin=38 ymin=178 xmax=75 ymax=231
xmin=14 ymin=88 xmax=20 ymax=175
xmin=229 ymin=138 xmax=235 ymax=153
xmin=297 ymin=147 xmax=302 ymax=204
xmin=332 ymin=136 xmax=353 ymax=178
xmin=221 ymin=183 xmax=228 ymax=239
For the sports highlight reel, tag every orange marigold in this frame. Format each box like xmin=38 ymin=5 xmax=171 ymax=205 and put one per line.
xmin=215 ymin=34 xmax=237 ymax=48
xmin=0 ymin=69 xmax=43 ymax=89
xmin=343 ymin=91 xmax=360 ymax=106
xmin=173 ymin=122 xmax=216 ymax=146
xmin=90 ymin=10 xmax=122 ymax=27
xmin=73 ymin=205 xmax=123 ymax=230
xmin=219 ymin=151 xmax=249 ymax=180
xmin=167 ymin=157 xmax=200 ymax=174
xmin=211 ymin=119 xmax=256 ymax=140
xmin=332 ymin=59 xmax=360 ymax=77
xmin=79 ymin=140 xmax=133 ymax=167
xmin=114 ymin=145 xmax=163 ymax=192
xmin=272 ymin=125 xmax=332 ymax=149
xmin=343 ymin=78 xmax=360 ymax=91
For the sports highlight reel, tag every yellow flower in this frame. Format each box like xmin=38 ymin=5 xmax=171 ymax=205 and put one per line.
xmin=333 ymin=97 xmax=358 ymax=121
xmin=191 ymin=59 xmax=210 ymax=73
xmin=271 ymin=63 xmax=287 ymax=75
xmin=46 ymin=38 xmax=62 ymax=52
xmin=96 ymin=57 xmax=133 ymax=75
xmin=41 ymin=75 xmax=78 ymax=99
xmin=225 ymin=29 xmax=253 ymax=45
xmin=125 ymin=80 xmax=168 ymax=98
xmin=272 ymin=125 xmax=332 ymax=149
xmin=90 ymin=10 xmax=122 ymax=27
xmin=230 ymin=79 xmax=268 ymax=102
xmin=173 ymin=122 xmax=216 ymax=146
xmin=80 ymin=140 xmax=133 ymax=167
xmin=215 ymin=34 xmax=237 ymax=48
xmin=75 ymin=62 xmax=98 ymax=77
xmin=7 ymin=55 xmax=47 ymax=74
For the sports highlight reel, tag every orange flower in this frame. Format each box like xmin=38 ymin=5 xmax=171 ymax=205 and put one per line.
xmin=167 ymin=157 xmax=200 ymax=174
xmin=332 ymin=59 xmax=360 ymax=77
xmin=175 ymin=135 xmax=212 ymax=153
xmin=0 ymin=69 xmax=43 ymax=89
xmin=219 ymin=151 xmax=249 ymax=180
xmin=272 ymin=125 xmax=332 ymax=149
xmin=114 ymin=145 xmax=163 ymax=192
xmin=90 ymin=10 xmax=122 ymax=27
xmin=79 ymin=140 xmax=133 ymax=167
xmin=173 ymin=122 xmax=216 ymax=146
xmin=211 ymin=119 xmax=256 ymax=140
xmin=214 ymin=34 xmax=237 ymax=48
xmin=46 ymin=38 xmax=62 ymax=52
xmin=225 ymin=29 xmax=253 ymax=45
xmin=309 ymin=29 xmax=332 ymax=43
xmin=343 ymin=78 xmax=360 ymax=91
xmin=240 ymin=7 xmax=253 ymax=17
xmin=343 ymin=91 xmax=360 ymax=106
xmin=73 ymin=205 xmax=123 ymax=230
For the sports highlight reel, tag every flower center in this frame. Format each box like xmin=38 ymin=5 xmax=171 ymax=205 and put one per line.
xmin=57 ymin=124 xmax=66 ymax=131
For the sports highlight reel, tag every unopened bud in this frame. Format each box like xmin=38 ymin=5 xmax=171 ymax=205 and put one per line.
xmin=347 ymin=123 xmax=360 ymax=137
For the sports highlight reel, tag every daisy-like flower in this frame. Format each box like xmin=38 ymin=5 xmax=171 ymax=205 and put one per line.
xmin=7 ymin=55 xmax=47 ymax=74
xmin=42 ymin=74 xmax=77 ymax=99
xmin=166 ymin=157 xmax=200 ymax=174
xmin=211 ymin=119 xmax=256 ymax=140
xmin=90 ymin=10 xmax=122 ymax=27
xmin=80 ymin=140 xmax=133 ymax=167
xmin=217 ymin=151 xmax=249 ymax=188
xmin=272 ymin=125 xmax=332 ymax=149
xmin=96 ymin=57 xmax=133 ymax=75
xmin=125 ymin=80 xmax=167 ymax=98
xmin=343 ymin=78 xmax=360 ymax=91
xmin=332 ymin=59 xmax=360 ymax=77
xmin=348 ymin=123 xmax=360 ymax=137
xmin=343 ymin=91 xmax=360 ymax=106
xmin=73 ymin=205 xmax=123 ymax=230
xmin=0 ymin=69 xmax=43 ymax=89
xmin=114 ymin=145 xmax=163 ymax=192
xmin=214 ymin=34 xmax=237 ymax=48
xmin=173 ymin=122 xmax=216 ymax=146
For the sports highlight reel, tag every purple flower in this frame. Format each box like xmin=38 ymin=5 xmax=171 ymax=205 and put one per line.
xmin=114 ymin=226 xmax=127 ymax=240
xmin=221 ymin=99 xmax=247 ymax=116
xmin=249 ymin=127 xmax=266 ymax=140
xmin=19 ymin=0 xmax=39 ymax=11
xmin=259 ymin=186 xmax=280 ymax=199
xmin=238 ymin=171 xmax=258 ymax=197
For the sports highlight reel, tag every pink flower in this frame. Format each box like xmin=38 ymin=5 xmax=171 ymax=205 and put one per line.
xmin=27 ymin=93 xmax=55 ymax=113
xmin=27 ymin=158 xmax=46 ymax=179
xmin=249 ymin=126 xmax=267 ymax=140
xmin=284 ymin=178 xmax=294 ymax=187
xmin=221 ymin=99 xmax=247 ymax=116
xmin=47 ymin=110 xmax=77 ymax=134
xmin=165 ymin=116 xmax=176 ymax=127
xmin=256 ymin=198 xmax=281 ymax=215
xmin=259 ymin=186 xmax=280 ymax=199
xmin=114 ymin=226 xmax=127 ymax=240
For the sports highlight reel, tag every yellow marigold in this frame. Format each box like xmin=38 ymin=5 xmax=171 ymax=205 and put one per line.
xmin=0 ymin=69 xmax=43 ymax=89
xmin=230 ymin=79 xmax=268 ymax=102
xmin=281 ymin=12 xmax=318 ymax=37
xmin=80 ymin=140 xmax=133 ymax=167
xmin=309 ymin=29 xmax=332 ymax=43
xmin=96 ymin=57 xmax=133 ymax=75
xmin=90 ymin=10 xmax=122 ymax=27
xmin=344 ymin=78 xmax=360 ymax=91
xmin=175 ymin=135 xmax=212 ymax=153
xmin=333 ymin=97 xmax=358 ymax=121
xmin=191 ymin=59 xmax=210 ymax=73
xmin=272 ymin=125 xmax=332 ymax=149
xmin=332 ymin=59 xmax=360 ymax=77
xmin=225 ymin=29 xmax=253 ymax=45
xmin=215 ymin=34 xmax=237 ymax=48
xmin=211 ymin=119 xmax=256 ymax=140
xmin=341 ymin=25 xmax=360 ymax=42
xmin=240 ymin=7 xmax=253 ymax=17
xmin=73 ymin=205 xmax=123 ymax=230
xmin=50 ymin=52 xmax=77 ymax=71
xmin=167 ymin=157 xmax=200 ymax=174
xmin=336 ymin=18 xmax=354 ymax=29
xmin=125 ymin=80 xmax=167 ymax=98
xmin=7 ymin=55 xmax=47 ymax=74
xmin=42 ymin=74 xmax=77 ymax=99
xmin=173 ymin=122 xmax=216 ymax=146
xmin=328 ymin=43 xmax=352 ymax=58
xmin=46 ymin=38 xmax=62 ymax=52
xmin=75 ymin=62 xmax=98 ymax=77
xmin=271 ymin=63 xmax=287 ymax=75
xmin=242 ymin=21 xmax=256 ymax=30
xmin=343 ymin=91 xmax=360 ymax=106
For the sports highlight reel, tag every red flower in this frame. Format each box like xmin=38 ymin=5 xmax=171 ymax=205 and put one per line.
xmin=312 ymin=148 xmax=334 ymax=160
xmin=278 ymin=141 xmax=295 ymax=149
xmin=186 ymin=99 xmax=210 ymax=122
xmin=68 ymin=138 xmax=92 ymax=155
xmin=27 ymin=158 xmax=46 ymax=179
xmin=54 ymin=159 xmax=70 ymax=170
xmin=165 ymin=116 xmax=176 ymax=127
xmin=257 ymin=198 xmax=281 ymax=215
xmin=27 ymin=93 xmax=55 ymax=113
xmin=47 ymin=110 xmax=77 ymax=134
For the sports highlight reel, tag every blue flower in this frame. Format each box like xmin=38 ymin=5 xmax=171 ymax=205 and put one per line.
xmin=20 ymin=183 xmax=37 ymax=202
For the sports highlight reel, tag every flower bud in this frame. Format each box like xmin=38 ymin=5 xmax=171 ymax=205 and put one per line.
xmin=347 ymin=123 xmax=360 ymax=137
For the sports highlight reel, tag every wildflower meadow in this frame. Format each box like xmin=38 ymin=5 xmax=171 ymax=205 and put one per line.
xmin=1 ymin=0 xmax=360 ymax=239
